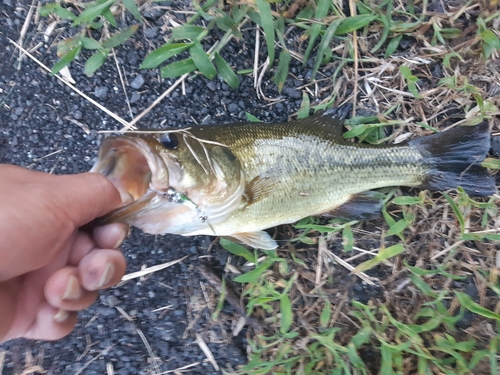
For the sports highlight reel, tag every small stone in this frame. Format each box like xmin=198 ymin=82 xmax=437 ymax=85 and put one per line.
xmin=14 ymin=107 xmax=23 ymax=116
xmin=143 ymin=6 xmax=164 ymax=20
xmin=30 ymin=134 xmax=40 ymax=143
xmin=227 ymin=103 xmax=239 ymax=113
xmin=74 ymin=110 xmax=83 ymax=120
xmin=173 ymin=309 xmax=185 ymax=317
xmin=130 ymin=75 xmax=145 ymax=89
xmin=144 ymin=27 xmax=159 ymax=39
xmin=206 ymin=81 xmax=217 ymax=91
xmin=283 ymin=86 xmax=302 ymax=99
xmin=130 ymin=91 xmax=140 ymax=103
xmin=94 ymin=86 xmax=108 ymax=99
xmin=127 ymin=51 xmax=139 ymax=66
xmin=106 ymin=295 xmax=120 ymax=307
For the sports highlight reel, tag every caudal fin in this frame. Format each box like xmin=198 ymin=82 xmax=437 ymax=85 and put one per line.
xmin=410 ymin=122 xmax=495 ymax=196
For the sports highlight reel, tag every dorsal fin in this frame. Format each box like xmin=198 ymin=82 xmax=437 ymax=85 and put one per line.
xmin=301 ymin=103 xmax=352 ymax=139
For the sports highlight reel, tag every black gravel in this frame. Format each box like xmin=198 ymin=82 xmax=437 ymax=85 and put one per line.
xmin=0 ymin=1 xmax=336 ymax=374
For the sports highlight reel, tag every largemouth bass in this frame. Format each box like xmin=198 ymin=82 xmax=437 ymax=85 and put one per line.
xmin=91 ymin=105 xmax=495 ymax=249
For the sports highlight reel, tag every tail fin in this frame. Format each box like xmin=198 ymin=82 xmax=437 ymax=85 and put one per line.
xmin=409 ymin=122 xmax=495 ymax=196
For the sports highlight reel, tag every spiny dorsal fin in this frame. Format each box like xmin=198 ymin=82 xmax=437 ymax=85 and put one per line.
xmin=301 ymin=103 xmax=352 ymax=139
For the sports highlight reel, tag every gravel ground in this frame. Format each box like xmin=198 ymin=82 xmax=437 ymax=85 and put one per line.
xmin=0 ymin=1 xmax=328 ymax=374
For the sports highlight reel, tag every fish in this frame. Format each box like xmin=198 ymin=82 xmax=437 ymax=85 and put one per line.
xmin=90 ymin=105 xmax=496 ymax=249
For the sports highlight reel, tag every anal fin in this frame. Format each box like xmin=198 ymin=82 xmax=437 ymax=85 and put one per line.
xmin=327 ymin=191 xmax=384 ymax=221
xmin=228 ymin=231 xmax=278 ymax=250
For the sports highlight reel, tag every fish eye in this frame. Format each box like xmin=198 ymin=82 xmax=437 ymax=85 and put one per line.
xmin=159 ymin=133 xmax=179 ymax=149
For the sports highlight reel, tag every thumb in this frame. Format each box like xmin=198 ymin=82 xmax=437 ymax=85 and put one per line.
xmin=53 ymin=173 xmax=123 ymax=227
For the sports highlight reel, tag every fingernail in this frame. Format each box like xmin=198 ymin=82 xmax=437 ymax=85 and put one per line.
xmin=62 ymin=274 xmax=82 ymax=300
xmin=97 ymin=263 xmax=115 ymax=288
xmin=113 ymin=228 xmax=128 ymax=249
xmin=53 ymin=309 xmax=69 ymax=323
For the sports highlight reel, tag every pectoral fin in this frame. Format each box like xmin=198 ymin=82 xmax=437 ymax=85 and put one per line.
xmin=327 ymin=191 xmax=385 ymax=221
xmin=229 ymin=231 xmax=278 ymax=250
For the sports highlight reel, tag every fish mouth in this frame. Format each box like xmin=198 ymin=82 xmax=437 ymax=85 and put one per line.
xmin=90 ymin=136 xmax=170 ymax=223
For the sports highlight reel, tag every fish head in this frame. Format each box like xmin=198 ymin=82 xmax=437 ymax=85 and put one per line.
xmin=90 ymin=131 xmax=245 ymax=235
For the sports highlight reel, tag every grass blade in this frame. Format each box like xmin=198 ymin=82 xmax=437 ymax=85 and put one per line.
xmin=122 ymin=0 xmax=141 ymax=21
xmin=297 ymin=92 xmax=310 ymax=119
xmin=141 ymin=42 xmax=193 ymax=69
xmin=255 ymin=0 xmax=275 ymax=65
xmin=234 ymin=259 xmax=272 ymax=283
xmin=214 ymin=53 xmax=239 ymax=89
xmin=311 ymin=18 xmax=342 ymax=80
xmin=335 ymin=14 xmax=378 ymax=35
xmin=219 ymin=238 xmax=254 ymax=263
xmin=280 ymin=295 xmax=292 ymax=333
xmin=355 ymin=244 xmax=405 ymax=273
xmin=245 ymin=112 xmax=261 ymax=122
xmin=172 ymin=25 xmax=206 ymax=41
xmin=189 ymin=41 xmax=216 ymax=79
xmin=102 ymin=25 xmax=138 ymax=49
xmin=52 ymin=44 xmax=81 ymax=75
xmin=303 ymin=0 xmax=330 ymax=64
xmin=72 ymin=0 xmax=114 ymax=26
xmin=271 ymin=49 xmax=290 ymax=92
xmin=84 ymin=51 xmax=107 ymax=77
xmin=455 ymin=292 xmax=500 ymax=321
xmin=160 ymin=58 xmax=197 ymax=78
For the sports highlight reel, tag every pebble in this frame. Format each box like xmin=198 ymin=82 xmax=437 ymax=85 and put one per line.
xmin=94 ymin=86 xmax=108 ymax=99
xmin=144 ymin=27 xmax=159 ymax=39
xmin=130 ymin=74 xmax=145 ymax=89
xmin=227 ymin=103 xmax=239 ymax=113
xmin=143 ymin=6 xmax=164 ymax=20
xmin=130 ymin=91 xmax=140 ymax=103
xmin=73 ymin=110 xmax=83 ymax=120
xmin=206 ymin=81 xmax=217 ymax=91
xmin=283 ymin=86 xmax=302 ymax=99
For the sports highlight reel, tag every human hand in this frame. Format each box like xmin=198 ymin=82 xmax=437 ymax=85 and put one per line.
xmin=0 ymin=165 xmax=128 ymax=342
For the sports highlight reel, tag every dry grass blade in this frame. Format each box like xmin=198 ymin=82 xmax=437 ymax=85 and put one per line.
xmin=0 ymin=350 xmax=5 ymax=375
xmin=112 ymin=49 xmax=134 ymax=121
xmin=16 ymin=0 xmax=35 ymax=68
xmin=327 ymin=251 xmax=376 ymax=285
xmin=195 ymin=333 xmax=219 ymax=371
xmin=121 ymin=255 xmax=189 ymax=281
xmin=115 ymin=306 xmax=134 ymax=321
xmin=158 ymin=362 xmax=201 ymax=374
xmin=65 ymin=116 xmax=90 ymax=134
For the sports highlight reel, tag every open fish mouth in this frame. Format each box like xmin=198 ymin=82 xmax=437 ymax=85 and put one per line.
xmin=90 ymin=136 xmax=173 ymax=223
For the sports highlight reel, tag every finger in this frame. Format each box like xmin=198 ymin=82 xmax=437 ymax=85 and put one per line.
xmin=67 ymin=231 xmax=95 ymax=266
xmin=78 ymin=249 xmax=127 ymax=291
xmin=22 ymin=303 xmax=77 ymax=341
xmin=92 ymin=223 xmax=129 ymax=249
xmin=44 ymin=267 xmax=99 ymax=311
xmin=54 ymin=172 xmax=123 ymax=227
